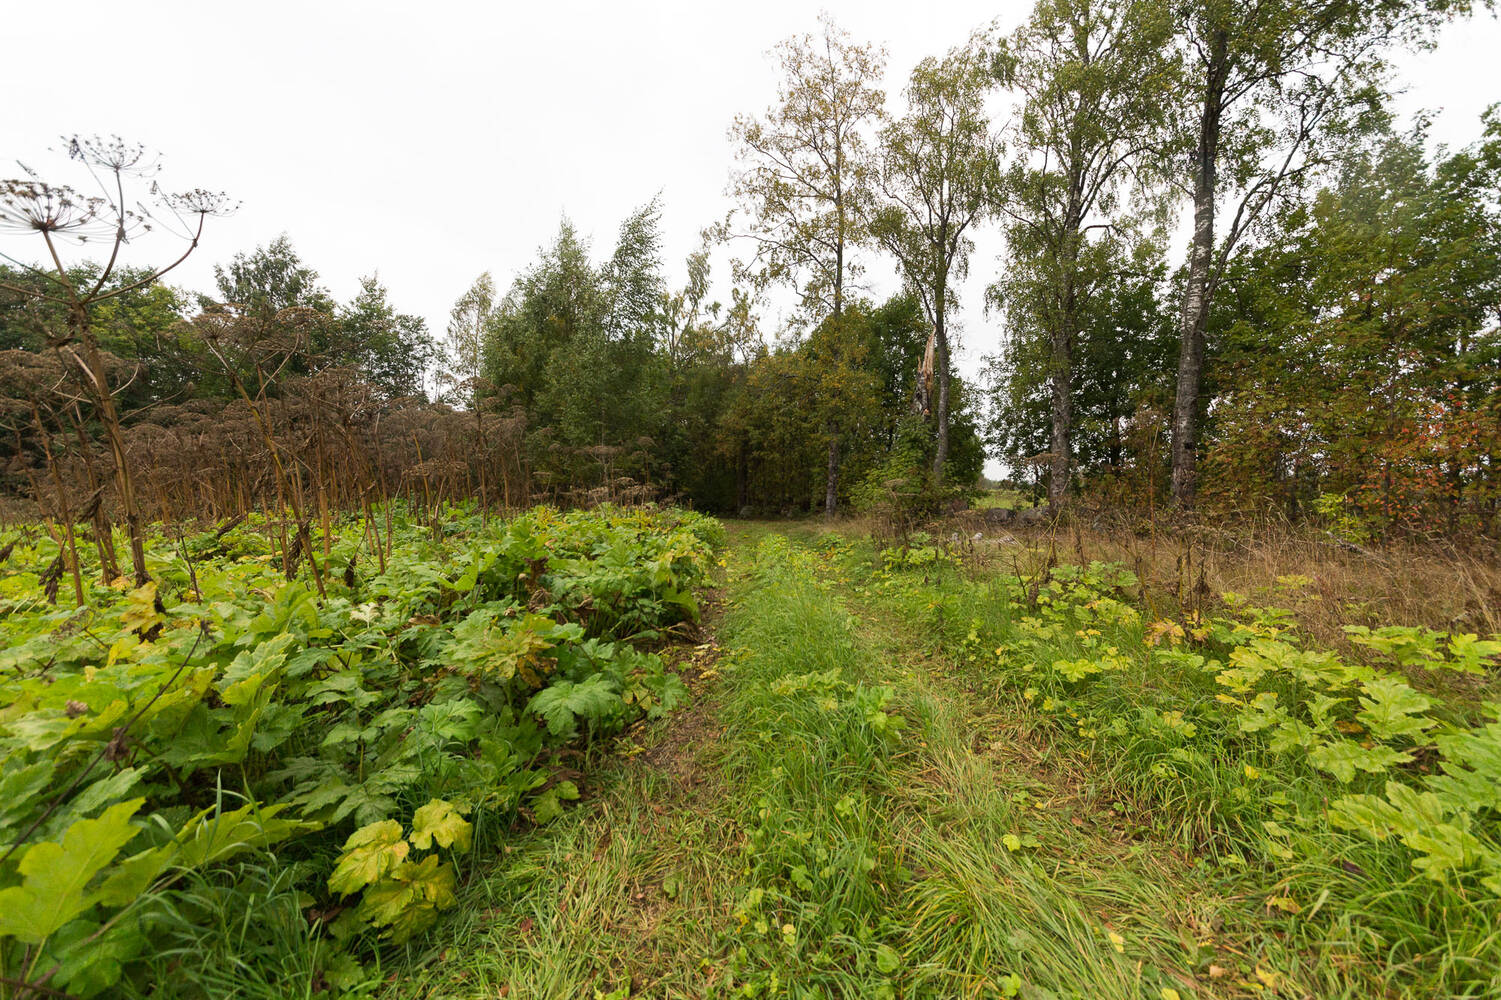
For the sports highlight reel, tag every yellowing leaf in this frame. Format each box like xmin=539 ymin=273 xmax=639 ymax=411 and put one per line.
xmin=121 ymin=582 xmax=163 ymax=636
xmin=1003 ymin=833 xmax=1022 ymax=851
xmin=0 ymin=799 xmax=144 ymax=943
xmin=450 ymin=611 xmax=570 ymax=687
xmin=1146 ymin=620 xmax=1185 ymax=647
xmin=359 ymin=855 xmax=458 ymax=942
xmin=328 ymin=820 xmax=409 ymax=896
xmin=1107 ymin=930 xmax=1125 ymax=953
xmin=410 ymin=799 xmax=473 ymax=852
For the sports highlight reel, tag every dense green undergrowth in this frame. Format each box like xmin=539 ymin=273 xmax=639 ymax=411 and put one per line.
xmin=857 ymin=536 xmax=1501 ymax=997
xmin=6 ymin=516 xmax=1498 ymax=999
xmin=0 ymin=505 xmax=723 ymax=998
xmin=712 ymin=534 xmax=1213 ymax=1000
xmin=384 ymin=526 xmax=1501 ymax=999
xmin=382 ymin=528 xmax=912 ymax=998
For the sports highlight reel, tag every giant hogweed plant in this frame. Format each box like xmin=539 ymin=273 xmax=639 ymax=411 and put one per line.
xmin=0 ymin=504 xmax=719 ymax=997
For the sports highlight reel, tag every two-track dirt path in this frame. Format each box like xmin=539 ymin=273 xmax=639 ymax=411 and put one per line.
xmin=395 ymin=526 xmax=1246 ymax=1000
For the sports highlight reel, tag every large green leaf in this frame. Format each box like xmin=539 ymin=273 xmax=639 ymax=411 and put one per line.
xmin=0 ymin=798 xmax=143 ymax=944
xmin=359 ymin=855 xmax=457 ymax=942
xmin=1356 ymin=677 xmax=1435 ymax=743
xmin=44 ymin=916 xmax=147 ymax=999
xmin=1309 ymin=739 xmax=1409 ymax=783
xmin=410 ymin=799 xmax=472 ymax=852
xmin=1429 ymin=720 xmax=1501 ymax=813
xmin=328 ymin=819 xmax=409 ymax=896
xmin=526 ymin=676 xmax=620 ymax=738
xmin=1445 ymin=634 xmax=1501 ymax=674
xmin=174 ymin=802 xmax=317 ymax=868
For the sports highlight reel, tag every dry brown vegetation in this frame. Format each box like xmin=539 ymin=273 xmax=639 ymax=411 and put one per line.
xmin=939 ymin=505 xmax=1501 ymax=666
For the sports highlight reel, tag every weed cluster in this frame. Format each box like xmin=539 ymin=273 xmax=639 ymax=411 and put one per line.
xmin=863 ymin=545 xmax=1501 ymax=995
xmin=0 ymin=505 xmax=721 ymax=997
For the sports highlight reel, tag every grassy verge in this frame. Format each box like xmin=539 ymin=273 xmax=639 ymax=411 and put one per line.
xmin=394 ymin=524 xmax=1500 ymax=998
xmin=712 ymin=532 xmax=1230 ymax=1000
xmin=837 ymin=532 xmax=1501 ymax=999
xmin=395 ymin=529 xmax=1219 ymax=998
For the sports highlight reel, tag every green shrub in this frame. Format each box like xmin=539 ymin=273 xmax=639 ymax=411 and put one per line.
xmin=0 ymin=504 xmax=721 ymax=996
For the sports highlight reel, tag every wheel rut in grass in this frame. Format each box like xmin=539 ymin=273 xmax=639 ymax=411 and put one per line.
xmin=401 ymin=528 xmax=1237 ymax=999
xmin=674 ymin=530 xmax=1217 ymax=1000
xmin=395 ymin=525 xmax=1495 ymax=999
xmin=393 ymin=553 xmax=746 ymax=999
xmin=814 ymin=531 xmax=1438 ymax=1000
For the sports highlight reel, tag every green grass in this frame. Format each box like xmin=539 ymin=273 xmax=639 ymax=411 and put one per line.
xmin=11 ymin=510 xmax=1493 ymax=997
xmin=390 ymin=767 xmax=734 ymax=996
xmin=837 ymin=535 xmax=1501 ymax=998
xmin=387 ymin=531 xmax=1190 ymax=997
xmin=969 ymin=488 xmax=1038 ymax=511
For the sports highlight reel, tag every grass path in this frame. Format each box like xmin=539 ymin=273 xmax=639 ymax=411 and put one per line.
xmin=394 ymin=527 xmax=1317 ymax=999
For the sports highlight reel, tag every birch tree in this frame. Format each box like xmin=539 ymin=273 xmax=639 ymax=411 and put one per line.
xmin=728 ymin=14 xmax=886 ymax=515
xmin=444 ymin=271 xmax=494 ymax=404
xmin=873 ymin=44 xmax=998 ymax=484
xmin=1166 ymin=0 xmax=1486 ymax=505
xmin=994 ymin=0 xmax=1174 ymax=508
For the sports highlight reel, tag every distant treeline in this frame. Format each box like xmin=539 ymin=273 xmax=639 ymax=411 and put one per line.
xmin=4 ymin=0 xmax=1500 ymax=547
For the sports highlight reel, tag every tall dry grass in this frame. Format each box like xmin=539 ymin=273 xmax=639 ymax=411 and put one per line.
xmin=949 ymin=505 xmax=1501 ymax=656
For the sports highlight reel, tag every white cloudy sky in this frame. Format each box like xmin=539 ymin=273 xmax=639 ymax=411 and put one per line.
xmin=5 ymin=0 xmax=1499 ymax=390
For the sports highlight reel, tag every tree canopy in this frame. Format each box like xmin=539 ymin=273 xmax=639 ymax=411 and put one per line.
xmin=3 ymin=4 xmax=1498 ymax=541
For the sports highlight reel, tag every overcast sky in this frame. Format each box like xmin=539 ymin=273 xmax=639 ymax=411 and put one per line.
xmin=6 ymin=0 xmax=1499 ymax=395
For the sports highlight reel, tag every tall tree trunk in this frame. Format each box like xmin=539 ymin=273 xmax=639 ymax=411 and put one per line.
xmin=832 ymin=180 xmax=846 ymax=322
xmin=824 ymin=190 xmax=845 ymax=517
xmin=1048 ymin=322 xmax=1073 ymax=509
xmin=915 ymin=328 xmax=934 ymax=419
xmin=833 ymin=241 xmax=844 ymax=321
xmin=932 ymin=311 xmax=950 ymax=483
xmin=1171 ymin=178 xmax=1215 ymax=507
xmin=825 ymin=425 xmax=840 ymax=519
xmin=1171 ymin=37 xmax=1227 ymax=509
